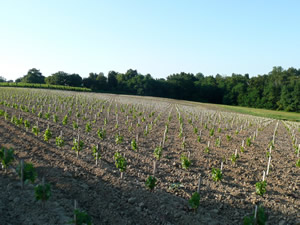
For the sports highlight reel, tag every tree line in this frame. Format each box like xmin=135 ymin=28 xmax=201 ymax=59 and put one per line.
xmin=2 ymin=66 xmax=300 ymax=112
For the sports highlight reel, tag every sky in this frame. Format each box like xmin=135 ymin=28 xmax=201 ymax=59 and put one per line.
xmin=0 ymin=0 xmax=300 ymax=81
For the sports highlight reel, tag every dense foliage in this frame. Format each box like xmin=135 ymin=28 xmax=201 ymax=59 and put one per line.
xmin=145 ymin=175 xmax=157 ymax=190
xmin=3 ymin=66 xmax=300 ymax=112
xmin=34 ymin=183 xmax=51 ymax=203
xmin=0 ymin=147 xmax=14 ymax=171
xmin=16 ymin=162 xmax=37 ymax=184
xmin=188 ymin=192 xmax=200 ymax=210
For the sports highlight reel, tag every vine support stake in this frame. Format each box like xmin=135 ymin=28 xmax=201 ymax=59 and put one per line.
xmin=77 ymin=134 xmax=80 ymax=158
xmin=96 ymin=143 xmax=100 ymax=166
xmin=162 ymin=129 xmax=166 ymax=147
xmin=20 ymin=159 xmax=24 ymax=189
xmin=42 ymin=176 xmax=45 ymax=209
xmin=197 ymin=176 xmax=201 ymax=194
xmin=74 ymin=200 xmax=77 ymax=224
xmin=96 ymin=152 xmax=98 ymax=166
xmin=153 ymin=160 xmax=157 ymax=176
xmin=254 ymin=205 xmax=258 ymax=219
xmin=266 ymin=156 xmax=271 ymax=176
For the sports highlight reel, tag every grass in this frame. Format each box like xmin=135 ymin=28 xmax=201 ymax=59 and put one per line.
xmin=0 ymin=82 xmax=91 ymax=92
xmin=219 ymin=105 xmax=300 ymax=122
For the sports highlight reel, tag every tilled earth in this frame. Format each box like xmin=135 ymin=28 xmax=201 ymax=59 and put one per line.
xmin=0 ymin=105 xmax=299 ymax=225
xmin=0 ymin=119 xmax=232 ymax=225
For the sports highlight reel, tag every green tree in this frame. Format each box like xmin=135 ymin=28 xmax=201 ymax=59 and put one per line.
xmin=0 ymin=76 xmax=6 ymax=82
xmin=166 ymin=72 xmax=196 ymax=100
xmin=22 ymin=68 xmax=45 ymax=83
xmin=107 ymin=71 xmax=118 ymax=91
xmin=96 ymin=73 xmax=107 ymax=90
xmin=66 ymin=74 xmax=82 ymax=87
xmin=45 ymin=71 xmax=68 ymax=85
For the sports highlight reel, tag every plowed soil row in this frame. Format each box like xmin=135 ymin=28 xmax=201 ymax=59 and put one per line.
xmin=0 ymin=101 xmax=299 ymax=225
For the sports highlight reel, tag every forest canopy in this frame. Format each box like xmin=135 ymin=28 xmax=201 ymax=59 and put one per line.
xmin=8 ymin=66 xmax=300 ymax=112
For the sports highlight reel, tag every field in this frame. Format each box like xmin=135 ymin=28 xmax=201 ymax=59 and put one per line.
xmin=0 ymin=87 xmax=299 ymax=225
xmin=220 ymin=105 xmax=300 ymax=122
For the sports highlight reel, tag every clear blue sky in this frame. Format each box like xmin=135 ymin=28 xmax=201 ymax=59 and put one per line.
xmin=1 ymin=0 xmax=299 ymax=81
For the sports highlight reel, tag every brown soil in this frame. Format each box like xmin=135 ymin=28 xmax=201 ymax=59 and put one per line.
xmin=0 ymin=93 xmax=299 ymax=225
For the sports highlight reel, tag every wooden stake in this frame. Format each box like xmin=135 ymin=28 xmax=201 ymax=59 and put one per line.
xmin=3 ymin=149 xmax=7 ymax=173
xmin=153 ymin=160 xmax=157 ymax=176
xmin=96 ymin=152 xmax=98 ymax=166
xmin=42 ymin=176 xmax=45 ymax=208
xmin=96 ymin=144 xmax=100 ymax=166
xmin=20 ymin=159 xmax=24 ymax=189
xmin=162 ymin=131 xmax=166 ymax=148
xmin=197 ymin=176 xmax=201 ymax=194
xmin=266 ymin=156 xmax=271 ymax=175
xmin=74 ymin=200 xmax=77 ymax=224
